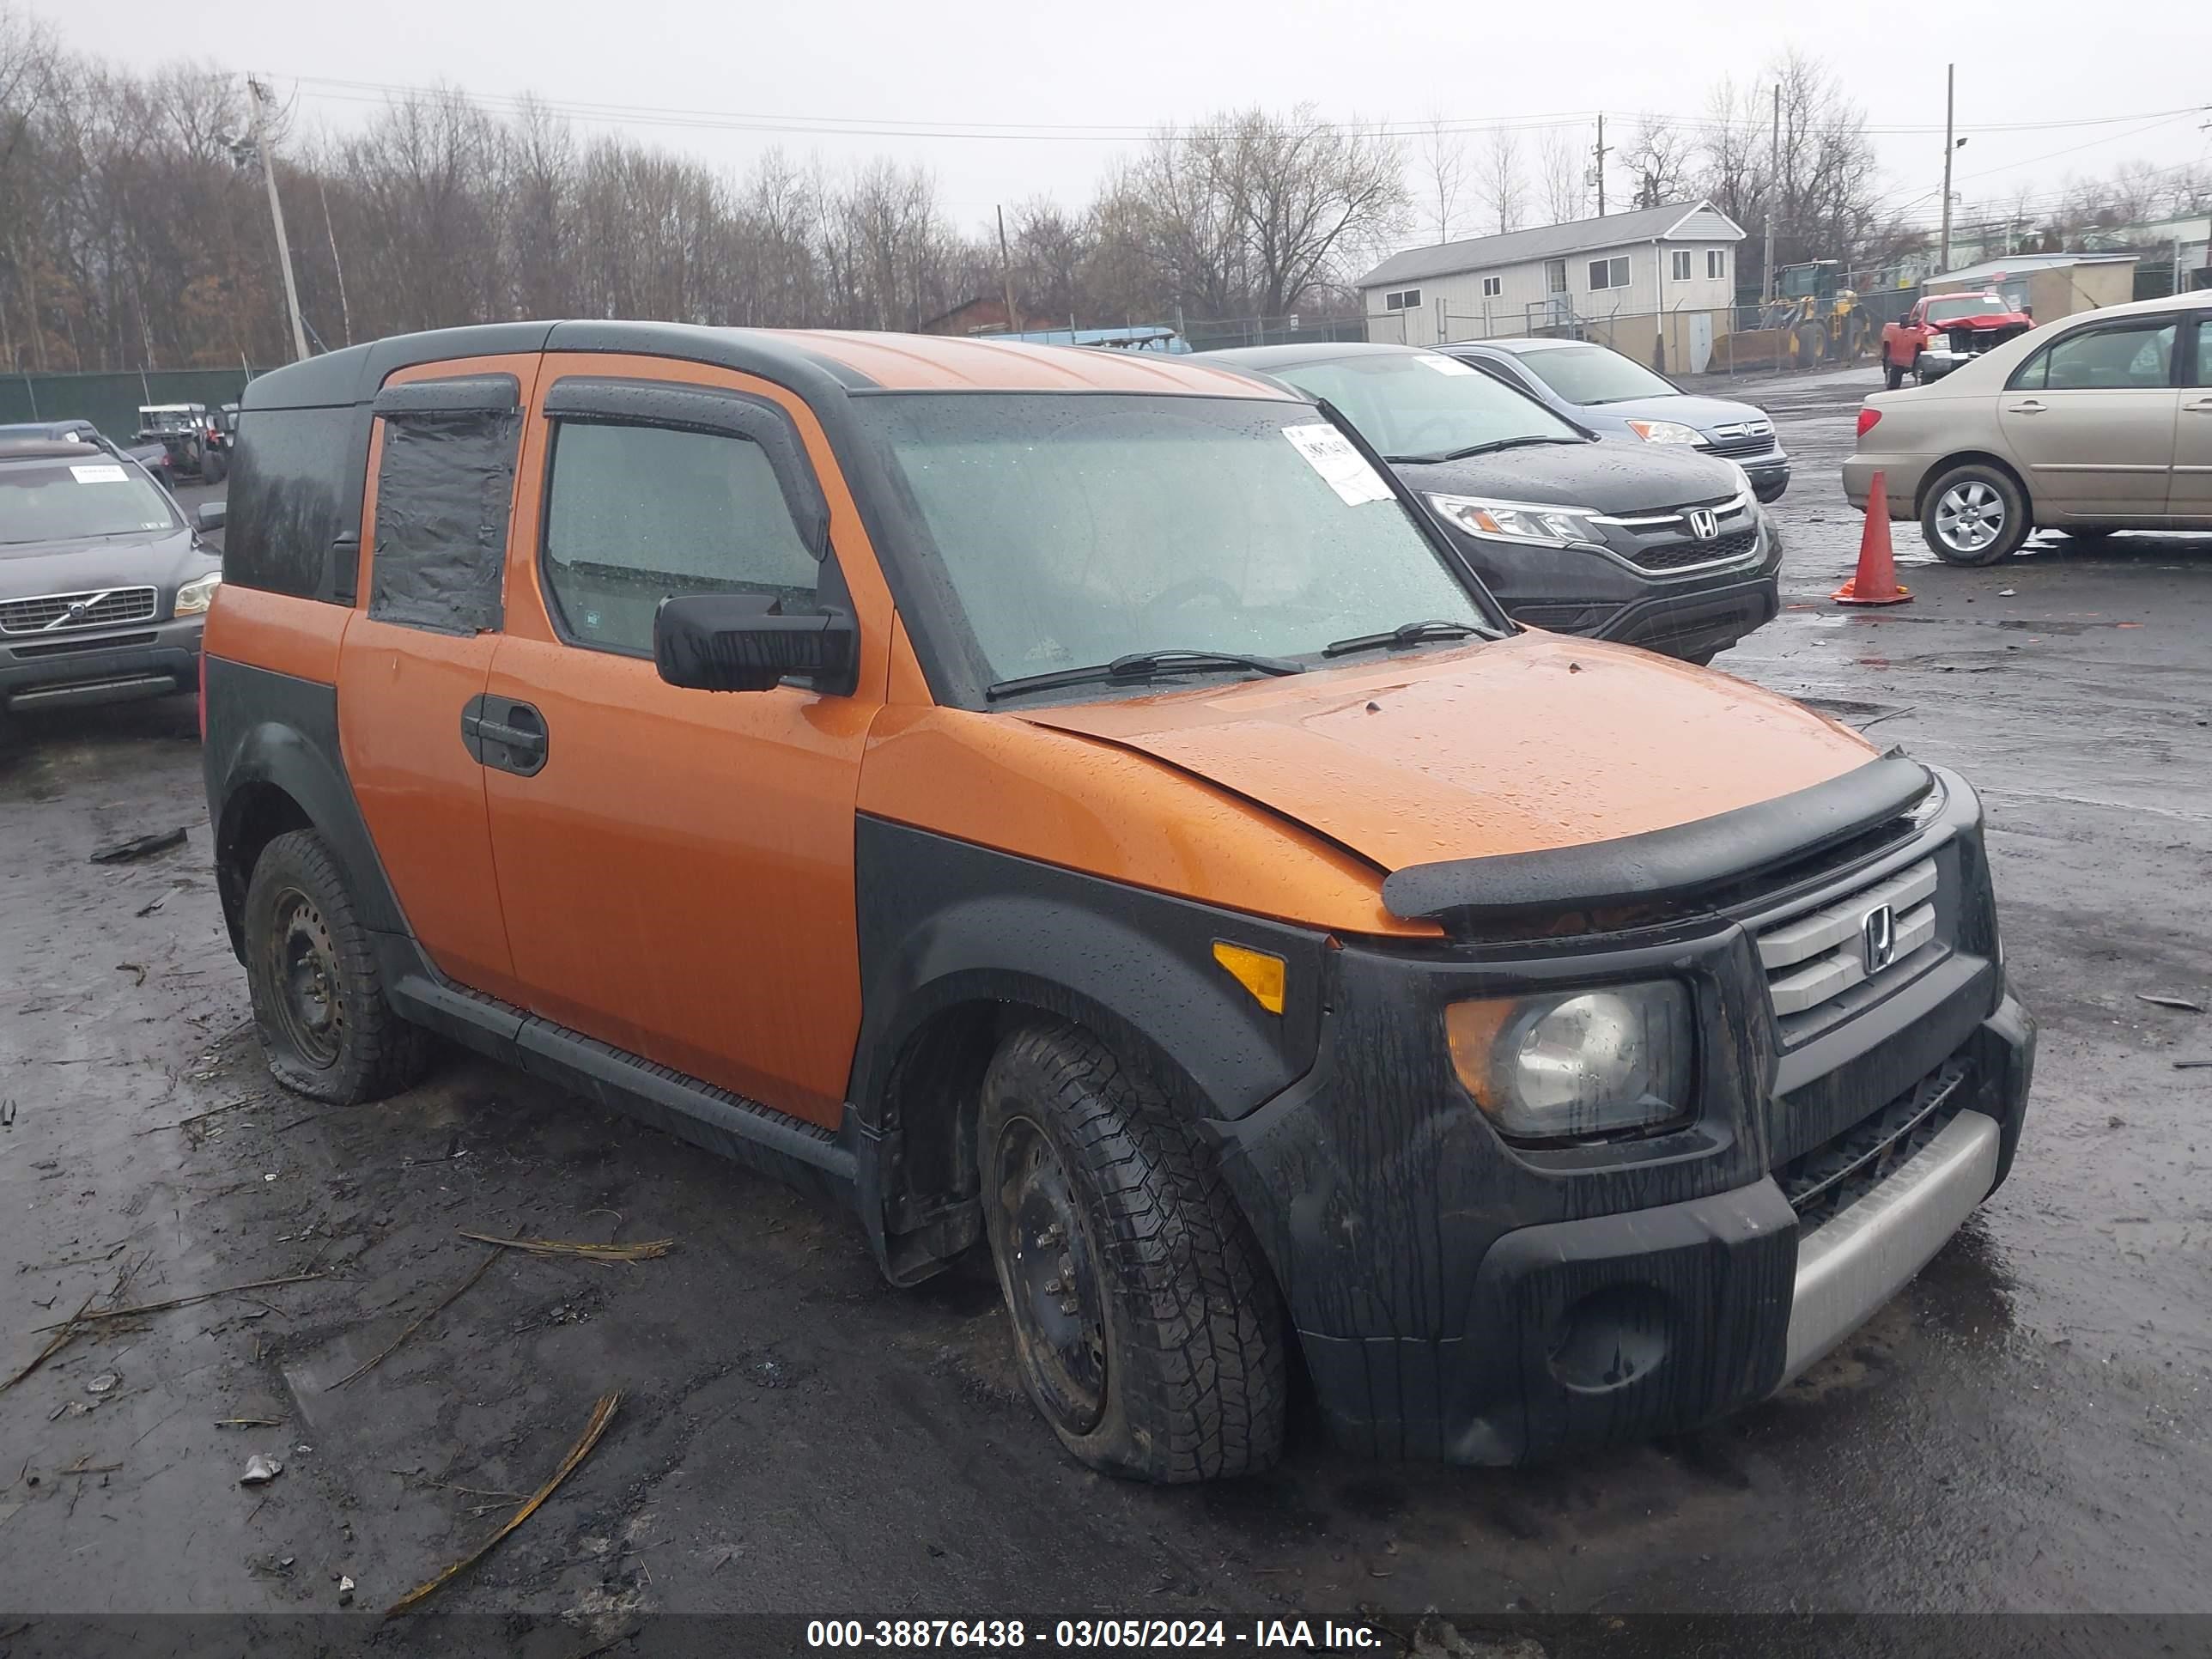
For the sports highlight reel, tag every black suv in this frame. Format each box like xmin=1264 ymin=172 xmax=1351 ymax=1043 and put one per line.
xmin=1207 ymin=343 xmax=1781 ymax=665
xmin=0 ymin=439 xmax=222 ymax=718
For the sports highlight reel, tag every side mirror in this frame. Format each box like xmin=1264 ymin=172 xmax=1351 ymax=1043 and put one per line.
xmin=653 ymin=592 xmax=856 ymax=694
xmin=197 ymin=501 xmax=226 ymax=532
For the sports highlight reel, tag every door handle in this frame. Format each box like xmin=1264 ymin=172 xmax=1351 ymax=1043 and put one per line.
xmin=2007 ymin=399 xmax=2046 ymax=413
xmin=2185 ymin=398 xmax=2212 ymax=412
xmin=461 ymin=696 xmax=549 ymax=776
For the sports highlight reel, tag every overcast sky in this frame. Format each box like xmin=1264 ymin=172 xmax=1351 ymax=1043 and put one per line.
xmin=61 ymin=0 xmax=2212 ymax=246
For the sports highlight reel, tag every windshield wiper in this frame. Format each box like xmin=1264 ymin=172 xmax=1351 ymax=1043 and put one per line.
xmin=1322 ymin=619 xmax=1484 ymax=659
xmin=985 ymin=648 xmax=1304 ymax=702
xmin=1390 ymin=435 xmax=1585 ymax=465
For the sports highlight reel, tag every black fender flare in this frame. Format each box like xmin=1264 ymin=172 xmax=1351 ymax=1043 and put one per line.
xmin=203 ymin=658 xmax=410 ymax=953
xmin=849 ymin=817 xmax=1328 ymax=1133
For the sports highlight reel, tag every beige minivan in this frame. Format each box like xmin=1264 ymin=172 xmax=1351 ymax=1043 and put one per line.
xmin=1845 ymin=289 xmax=2212 ymax=565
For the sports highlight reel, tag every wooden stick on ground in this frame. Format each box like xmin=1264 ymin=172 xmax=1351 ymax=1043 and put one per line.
xmin=327 ymin=1249 xmax=502 ymax=1391
xmin=29 ymin=1273 xmax=325 ymax=1333
xmin=455 ymin=1231 xmax=672 ymax=1263
xmin=384 ymin=1391 xmax=623 ymax=1619
xmin=2 ymin=1292 xmax=96 ymax=1394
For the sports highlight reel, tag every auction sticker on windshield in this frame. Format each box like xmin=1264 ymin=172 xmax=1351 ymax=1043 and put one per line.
xmin=70 ymin=464 xmax=130 ymax=484
xmin=1281 ymin=422 xmax=1395 ymax=506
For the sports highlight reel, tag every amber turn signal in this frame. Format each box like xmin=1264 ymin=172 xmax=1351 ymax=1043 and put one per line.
xmin=1212 ymin=942 xmax=1286 ymax=1015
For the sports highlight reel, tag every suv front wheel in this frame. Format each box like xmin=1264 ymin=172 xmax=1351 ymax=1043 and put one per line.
xmin=1922 ymin=464 xmax=2029 ymax=565
xmin=242 ymin=829 xmax=430 ymax=1103
xmin=977 ymin=1023 xmax=1287 ymax=1483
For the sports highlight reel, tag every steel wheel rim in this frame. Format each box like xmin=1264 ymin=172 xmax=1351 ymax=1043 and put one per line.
xmin=992 ymin=1115 xmax=1109 ymax=1435
xmin=1936 ymin=481 xmax=2003 ymax=552
xmin=267 ymin=886 xmax=344 ymax=1069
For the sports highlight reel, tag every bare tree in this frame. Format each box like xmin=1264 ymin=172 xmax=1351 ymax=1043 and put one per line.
xmin=1415 ymin=112 xmax=1468 ymax=244
xmin=1534 ymin=125 xmax=1583 ymax=225
xmin=1127 ymin=106 xmax=1407 ymax=319
xmin=1478 ymin=128 xmax=1525 ymax=234
xmin=1622 ymin=118 xmax=1696 ymax=210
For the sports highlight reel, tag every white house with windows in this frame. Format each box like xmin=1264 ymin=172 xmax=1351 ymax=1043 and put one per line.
xmin=1358 ymin=201 xmax=1748 ymax=367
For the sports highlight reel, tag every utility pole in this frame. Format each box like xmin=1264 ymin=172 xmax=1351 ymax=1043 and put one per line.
xmin=248 ymin=75 xmax=309 ymax=362
xmin=995 ymin=205 xmax=1019 ymax=337
xmin=1763 ymin=84 xmax=1780 ymax=301
xmin=319 ymin=176 xmax=353 ymax=347
xmin=1593 ymin=113 xmax=1608 ymax=216
xmin=1939 ymin=65 xmax=1956 ymax=275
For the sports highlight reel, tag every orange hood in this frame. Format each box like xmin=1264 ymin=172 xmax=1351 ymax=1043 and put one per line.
xmin=1018 ymin=633 xmax=1878 ymax=874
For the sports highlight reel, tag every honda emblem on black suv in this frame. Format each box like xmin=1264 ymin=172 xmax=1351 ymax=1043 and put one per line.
xmin=1863 ymin=903 xmax=1898 ymax=975
xmin=1687 ymin=508 xmax=1719 ymax=541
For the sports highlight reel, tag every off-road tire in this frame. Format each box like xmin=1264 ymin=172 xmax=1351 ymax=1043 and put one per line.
xmin=1883 ymin=360 xmax=1905 ymax=391
xmin=978 ymin=1022 xmax=1287 ymax=1483
xmin=242 ymin=828 xmax=430 ymax=1103
xmin=1921 ymin=462 xmax=2030 ymax=566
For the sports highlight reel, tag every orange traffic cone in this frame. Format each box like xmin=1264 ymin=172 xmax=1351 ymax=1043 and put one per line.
xmin=1832 ymin=471 xmax=1912 ymax=606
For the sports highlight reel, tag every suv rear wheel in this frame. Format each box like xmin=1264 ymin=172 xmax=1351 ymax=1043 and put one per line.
xmin=1922 ymin=464 xmax=2029 ymax=565
xmin=242 ymin=829 xmax=430 ymax=1103
xmin=977 ymin=1023 xmax=1287 ymax=1483
xmin=1883 ymin=360 xmax=1905 ymax=391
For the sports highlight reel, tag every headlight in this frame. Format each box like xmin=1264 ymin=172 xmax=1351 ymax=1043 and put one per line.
xmin=174 ymin=572 xmax=222 ymax=616
xmin=1624 ymin=418 xmax=1704 ymax=445
xmin=1425 ymin=493 xmax=1609 ymax=550
xmin=1445 ymin=981 xmax=1692 ymax=1140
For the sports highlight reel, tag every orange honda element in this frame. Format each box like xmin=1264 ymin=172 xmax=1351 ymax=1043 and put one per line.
xmin=204 ymin=323 xmax=2034 ymax=1480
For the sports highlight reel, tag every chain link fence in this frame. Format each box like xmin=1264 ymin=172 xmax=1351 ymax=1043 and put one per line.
xmin=1182 ymin=314 xmax=1368 ymax=353
xmin=1365 ymin=291 xmax=1921 ymax=380
xmin=0 ymin=368 xmax=259 ymax=441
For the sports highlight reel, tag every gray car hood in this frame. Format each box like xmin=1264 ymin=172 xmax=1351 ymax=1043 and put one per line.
xmin=0 ymin=526 xmax=215 ymax=596
xmin=1389 ymin=436 xmax=1743 ymax=514
xmin=1577 ymin=392 xmax=1770 ymax=434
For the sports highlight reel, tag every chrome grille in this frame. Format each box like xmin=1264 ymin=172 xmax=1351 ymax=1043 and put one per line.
xmin=0 ymin=586 xmax=159 ymax=635
xmin=1699 ymin=421 xmax=1775 ymax=459
xmin=1757 ymin=856 xmax=1938 ymax=1018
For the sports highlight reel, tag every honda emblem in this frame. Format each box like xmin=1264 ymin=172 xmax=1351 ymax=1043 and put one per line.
xmin=1687 ymin=508 xmax=1719 ymax=541
xmin=1862 ymin=903 xmax=1898 ymax=975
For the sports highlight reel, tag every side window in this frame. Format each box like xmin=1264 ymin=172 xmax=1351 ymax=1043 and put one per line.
xmin=225 ymin=404 xmax=360 ymax=600
xmin=2191 ymin=316 xmax=2210 ymax=389
xmin=2027 ymin=320 xmax=2179 ymax=392
xmin=1669 ymin=250 xmax=1692 ymax=282
xmin=542 ymin=422 xmax=821 ymax=657
xmin=368 ymin=386 xmax=522 ymax=633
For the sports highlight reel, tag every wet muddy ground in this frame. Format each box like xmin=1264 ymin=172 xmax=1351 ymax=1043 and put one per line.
xmin=1 ymin=380 xmax=2207 ymax=1641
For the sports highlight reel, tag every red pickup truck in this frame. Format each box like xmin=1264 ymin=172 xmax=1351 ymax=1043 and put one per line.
xmin=1881 ymin=292 xmax=2034 ymax=388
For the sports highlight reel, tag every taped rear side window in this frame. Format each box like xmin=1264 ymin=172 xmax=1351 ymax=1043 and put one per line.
xmin=368 ymin=406 xmax=521 ymax=634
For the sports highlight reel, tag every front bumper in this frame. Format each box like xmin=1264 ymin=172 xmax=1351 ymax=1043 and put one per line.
xmin=1711 ymin=445 xmax=1790 ymax=503
xmin=1477 ymin=514 xmax=1784 ymax=663
xmin=1210 ymin=776 xmax=2033 ymax=1464
xmin=0 ymin=615 xmax=204 ymax=711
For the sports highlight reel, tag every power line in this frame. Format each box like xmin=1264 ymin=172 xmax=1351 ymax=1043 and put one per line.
xmin=275 ymin=72 xmax=2210 ymax=147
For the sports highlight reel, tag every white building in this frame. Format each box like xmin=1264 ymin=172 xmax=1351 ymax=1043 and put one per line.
xmin=1357 ymin=200 xmax=1749 ymax=368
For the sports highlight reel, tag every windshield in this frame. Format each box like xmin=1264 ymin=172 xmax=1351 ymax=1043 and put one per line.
xmin=1928 ymin=296 xmax=2006 ymax=323
xmin=137 ymin=409 xmax=200 ymax=434
xmin=863 ymin=394 xmax=1496 ymax=688
xmin=0 ymin=459 xmax=179 ymax=544
xmin=1260 ymin=352 xmax=1584 ymax=462
xmin=1510 ymin=343 xmax=1676 ymax=405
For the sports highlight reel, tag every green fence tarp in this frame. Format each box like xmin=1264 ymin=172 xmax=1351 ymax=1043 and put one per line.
xmin=0 ymin=369 xmax=258 ymax=442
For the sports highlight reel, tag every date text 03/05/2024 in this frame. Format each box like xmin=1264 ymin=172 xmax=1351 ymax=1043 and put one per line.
xmin=805 ymin=1619 xmax=1384 ymax=1650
